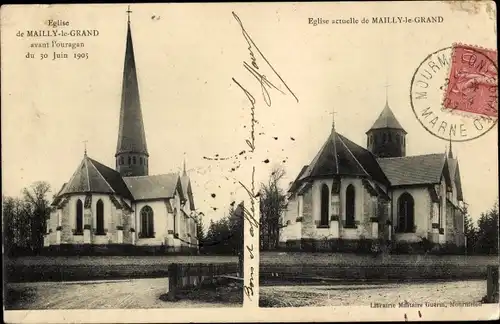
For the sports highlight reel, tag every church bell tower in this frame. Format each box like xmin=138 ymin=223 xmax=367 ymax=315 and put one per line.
xmin=115 ymin=7 xmax=149 ymax=177
xmin=366 ymin=95 xmax=407 ymax=158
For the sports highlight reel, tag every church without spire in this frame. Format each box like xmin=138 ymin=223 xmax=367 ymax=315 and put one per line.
xmin=43 ymin=11 xmax=198 ymax=253
xmin=280 ymin=93 xmax=465 ymax=253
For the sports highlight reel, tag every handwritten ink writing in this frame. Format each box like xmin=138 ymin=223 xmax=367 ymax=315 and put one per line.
xmin=232 ymin=78 xmax=256 ymax=153
xmin=244 ymin=266 xmax=255 ymax=300
xmin=230 ymin=12 xmax=299 ymax=306
xmin=247 ymin=244 xmax=254 ymax=259
xmin=232 ymin=12 xmax=299 ymax=104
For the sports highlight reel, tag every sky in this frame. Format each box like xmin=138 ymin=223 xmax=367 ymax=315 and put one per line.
xmin=1 ymin=2 xmax=497 ymax=226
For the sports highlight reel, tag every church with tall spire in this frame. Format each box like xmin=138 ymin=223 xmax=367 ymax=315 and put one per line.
xmin=43 ymin=8 xmax=198 ymax=254
xmin=281 ymin=88 xmax=466 ymax=253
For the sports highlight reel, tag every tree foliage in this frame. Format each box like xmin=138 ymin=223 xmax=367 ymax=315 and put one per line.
xmin=195 ymin=211 xmax=205 ymax=242
xmin=475 ymin=201 xmax=499 ymax=255
xmin=200 ymin=203 xmax=244 ymax=255
xmin=3 ymin=181 xmax=52 ymax=256
xmin=464 ymin=200 xmax=498 ymax=255
xmin=463 ymin=204 xmax=478 ymax=254
xmin=259 ymin=167 xmax=288 ymax=250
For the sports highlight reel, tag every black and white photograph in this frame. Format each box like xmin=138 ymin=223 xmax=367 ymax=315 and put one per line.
xmin=254 ymin=0 xmax=499 ymax=316
xmin=1 ymin=2 xmax=498 ymax=323
xmin=2 ymin=4 xmax=257 ymax=313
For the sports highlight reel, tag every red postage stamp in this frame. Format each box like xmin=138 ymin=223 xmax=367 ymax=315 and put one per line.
xmin=443 ymin=43 xmax=498 ymax=118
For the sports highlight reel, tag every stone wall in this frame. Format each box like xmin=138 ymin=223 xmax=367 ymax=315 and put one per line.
xmin=109 ymin=201 xmax=118 ymax=242
xmin=60 ymin=204 xmax=72 ymax=243
xmin=167 ymin=262 xmax=240 ymax=300
xmin=301 ymin=189 xmax=314 ymax=238
xmin=446 ymin=202 xmax=456 ymax=244
xmin=360 ymin=188 xmax=372 ymax=238
xmin=122 ymin=209 xmax=133 ymax=244
xmin=378 ymin=200 xmax=390 ymax=240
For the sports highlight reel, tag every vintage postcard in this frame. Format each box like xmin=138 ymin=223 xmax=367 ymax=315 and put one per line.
xmin=1 ymin=1 xmax=498 ymax=323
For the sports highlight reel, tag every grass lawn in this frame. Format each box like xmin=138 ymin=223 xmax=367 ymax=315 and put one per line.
xmin=5 ymin=255 xmax=238 ymax=283
xmin=260 ymin=252 xmax=498 ymax=281
xmin=5 ymin=255 xmax=237 ymax=267
xmin=260 ymin=251 xmax=499 ymax=266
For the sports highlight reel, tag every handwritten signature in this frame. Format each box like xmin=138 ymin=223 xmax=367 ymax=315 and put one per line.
xmin=231 ymin=11 xmax=298 ymax=301
xmin=232 ymin=12 xmax=299 ymax=106
xmin=244 ymin=266 xmax=255 ymax=300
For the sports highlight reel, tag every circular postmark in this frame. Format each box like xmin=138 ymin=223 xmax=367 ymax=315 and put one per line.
xmin=410 ymin=44 xmax=498 ymax=142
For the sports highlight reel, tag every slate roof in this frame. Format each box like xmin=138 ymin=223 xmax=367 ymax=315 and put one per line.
xmin=91 ymin=158 xmax=134 ymax=199
xmin=57 ymin=155 xmax=133 ymax=199
xmin=53 ymin=155 xmax=194 ymax=203
xmin=116 ymin=21 xmax=148 ymax=155
xmin=288 ymin=165 xmax=309 ymax=193
xmin=448 ymin=157 xmax=464 ymax=201
xmin=181 ymin=174 xmax=196 ymax=210
xmin=123 ymin=173 xmax=184 ymax=201
xmin=56 ymin=183 xmax=67 ymax=196
xmin=51 ymin=183 xmax=67 ymax=206
xmin=298 ymin=133 xmax=365 ymax=180
xmin=289 ymin=131 xmax=390 ymax=193
xmin=377 ymin=153 xmax=447 ymax=186
xmin=367 ymin=102 xmax=406 ymax=133
xmin=339 ymin=134 xmax=390 ymax=186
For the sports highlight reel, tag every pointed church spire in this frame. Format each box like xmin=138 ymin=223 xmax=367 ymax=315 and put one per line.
xmin=115 ymin=6 xmax=149 ymax=177
xmin=368 ymin=99 xmax=406 ymax=132
xmin=331 ymin=106 xmax=336 ymax=133
xmin=331 ymin=107 xmax=339 ymax=174
xmin=385 ymin=79 xmax=389 ymax=107
xmin=182 ymin=153 xmax=187 ymax=176
xmin=366 ymin=81 xmax=407 ymax=158
xmin=448 ymin=134 xmax=453 ymax=159
xmin=83 ymin=140 xmax=88 ymax=156
xmin=369 ymin=79 xmax=405 ymax=132
xmin=126 ymin=5 xmax=132 ymax=24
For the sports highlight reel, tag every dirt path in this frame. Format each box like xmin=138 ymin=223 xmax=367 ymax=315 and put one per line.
xmin=260 ymin=280 xmax=487 ymax=307
xmin=6 ymin=278 xmax=239 ymax=310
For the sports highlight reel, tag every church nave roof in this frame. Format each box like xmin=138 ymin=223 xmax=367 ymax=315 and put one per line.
xmin=124 ymin=173 xmax=185 ymax=201
xmin=377 ymin=153 xmax=450 ymax=187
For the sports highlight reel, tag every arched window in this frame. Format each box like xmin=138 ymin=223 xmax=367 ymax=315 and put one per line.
xmin=383 ymin=133 xmax=387 ymax=143
xmin=140 ymin=205 xmax=154 ymax=238
xmin=128 ymin=156 xmax=131 ymax=165
xmin=76 ymin=199 xmax=83 ymax=234
xmin=320 ymin=184 xmax=329 ymax=226
xmin=96 ymin=199 xmax=104 ymax=235
xmin=397 ymin=193 xmax=415 ymax=233
xmin=345 ymin=185 xmax=355 ymax=227
xmin=396 ymin=134 xmax=400 ymax=143
xmin=133 ymin=156 xmax=137 ymax=164
xmin=119 ymin=156 xmax=124 ymax=165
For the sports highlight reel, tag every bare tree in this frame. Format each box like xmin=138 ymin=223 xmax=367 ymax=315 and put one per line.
xmin=259 ymin=166 xmax=288 ymax=250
